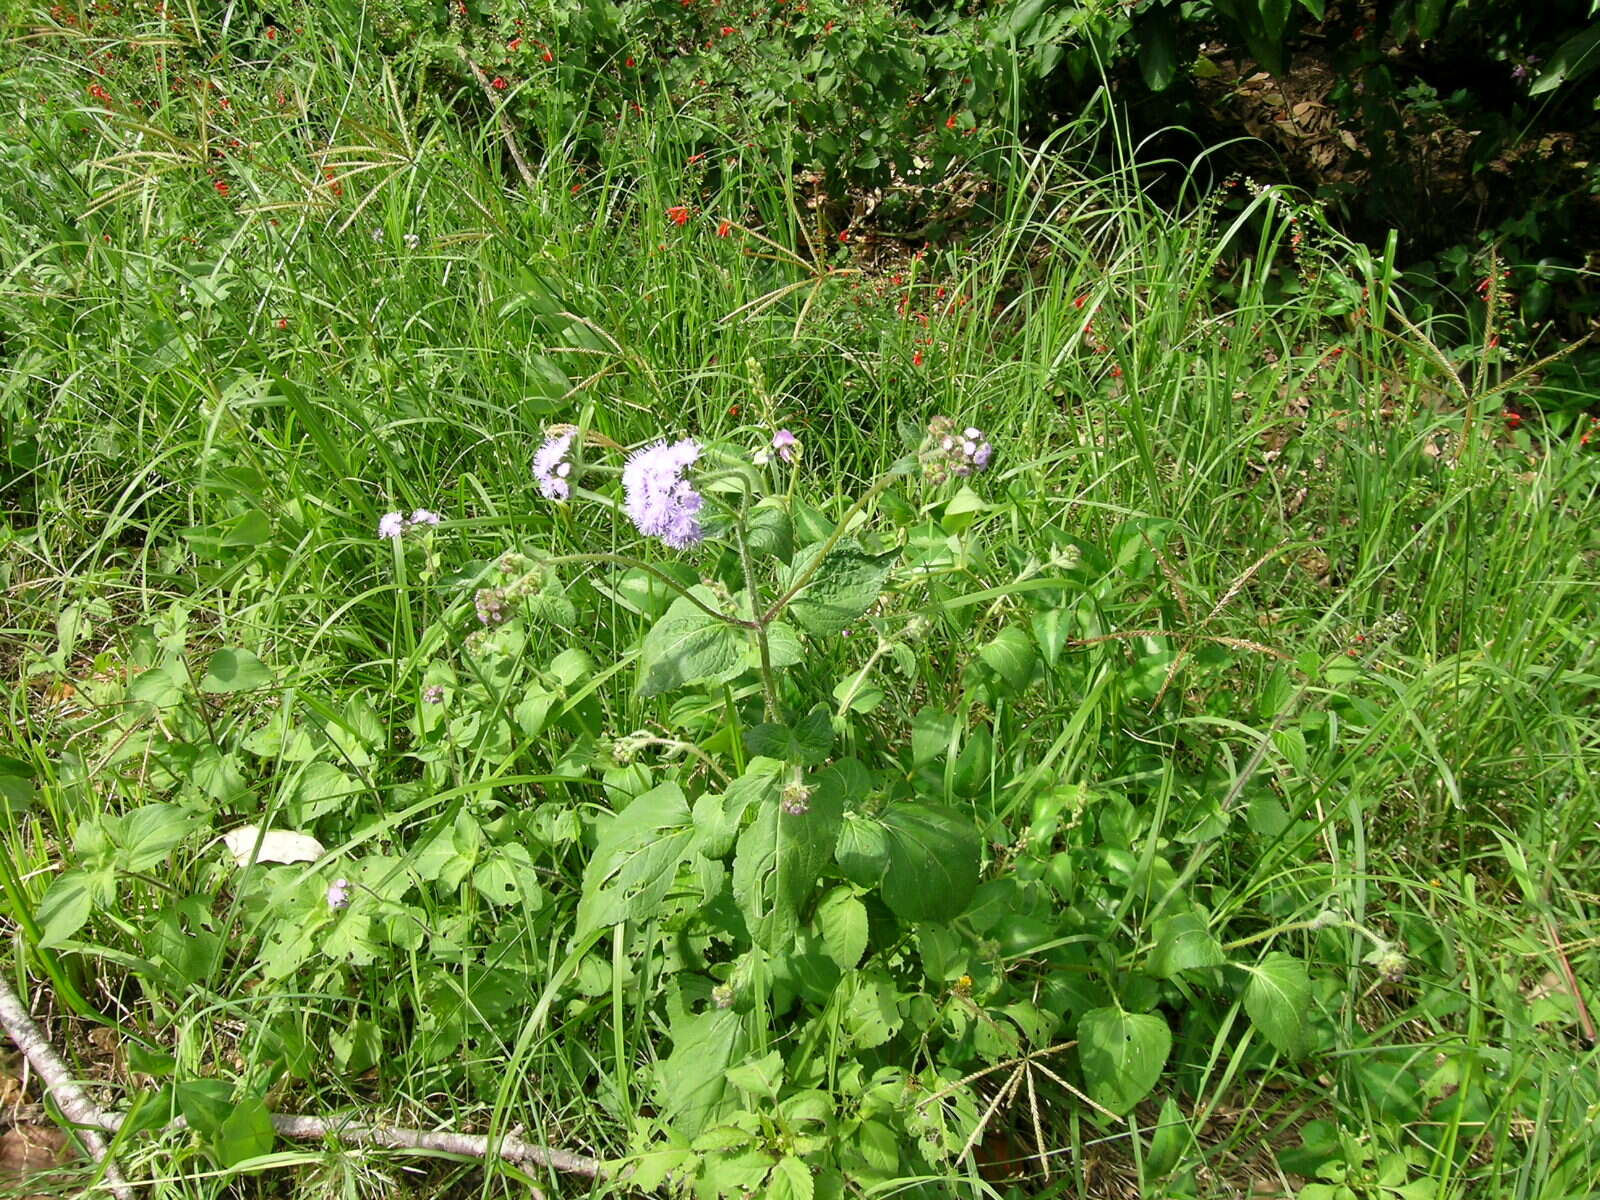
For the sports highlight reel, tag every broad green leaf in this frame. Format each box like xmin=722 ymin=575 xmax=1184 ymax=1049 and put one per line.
xmin=637 ymin=587 xmax=749 ymax=698
xmin=1146 ymin=1094 xmax=1190 ymax=1176
xmin=199 ymin=648 xmax=271 ymax=693
xmin=732 ymin=766 xmax=844 ymax=947
xmin=816 ymin=888 xmax=869 ymax=969
xmin=1136 ymin=5 xmax=1180 ymax=92
xmin=111 ymin=804 xmax=198 ymax=872
xmin=769 ymin=1154 xmax=815 ymax=1200
xmin=1241 ymin=951 xmax=1312 ymax=1057
xmin=577 ymin=782 xmax=697 ymax=936
xmin=742 ymin=709 xmax=834 ymax=764
xmin=843 ymin=969 xmax=902 ymax=1049
xmin=835 ymin=801 xmax=980 ymax=923
xmin=472 ymin=844 xmax=545 ymax=908
xmin=291 ymin=761 xmax=360 ymax=823
xmin=724 ymin=1049 xmax=785 ymax=1100
xmin=658 ymin=1006 xmax=747 ymax=1135
xmin=330 ymin=1019 xmax=382 ymax=1074
xmin=1530 ymin=23 xmax=1600 ymax=95
xmin=782 ymin=545 xmax=898 ymax=637
xmin=1077 ymin=1007 xmax=1171 ymax=1115
xmin=215 ymin=1095 xmax=276 ymax=1166
xmin=36 ymin=868 xmax=104 ymax=947
xmin=747 ymin=500 xmax=794 ymax=561
xmin=0 ymin=758 xmax=34 ymax=816
xmin=1148 ymin=913 xmax=1227 ymax=978
xmin=979 ymin=626 xmax=1036 ymax=691
xmin=175 ymin=1079 xmax=234 ymax=1137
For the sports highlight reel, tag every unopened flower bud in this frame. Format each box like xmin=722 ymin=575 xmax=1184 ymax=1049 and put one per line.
xmin=780 ymin=783 xmax=812 ymax=816
xmin=712 ymin=982 xmax=735 ymax=1009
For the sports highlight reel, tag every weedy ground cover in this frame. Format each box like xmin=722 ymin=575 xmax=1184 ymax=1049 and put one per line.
xmin=1 ymin=4 xmax=1598 ymax=1199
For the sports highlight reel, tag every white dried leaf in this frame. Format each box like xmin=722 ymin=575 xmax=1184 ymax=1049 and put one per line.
xmin=223 ymin=825 xmax=325 ymax=867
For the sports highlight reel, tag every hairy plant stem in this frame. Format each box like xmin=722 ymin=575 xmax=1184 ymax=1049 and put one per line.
xmin=733 ymin=496 xmax=780 ymax=721
xmin=545 ymin=551 xmax=754 ymax=627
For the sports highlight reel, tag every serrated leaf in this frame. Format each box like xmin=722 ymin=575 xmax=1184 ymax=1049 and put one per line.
xmin=732 ymin=765 xmax=843 ymax=947
xmin=637 ymin=588 xmax=749 ymax=698
xmin=1077 ymin=1007 xmax=1171 ymax=1115
xmin=724 ymin=1050 xmax=785 ymax=1100
xmin=783 ymin=545 xmax=898 ymax=637
xmin=742 ymin=709 xmax=834 ymax=764
xmin=1148 ymin=913 xmax=1226 ymax=978
xmin=843 ymin=970 xmax=902 ymax=1049
xmin=835 ymin=801 xmax=979 ymax=923
xmin=658 ymin=1006 xmax=747 ymax=1135
xmin=747 ymin=501 xmax=794 ymax=561
xmin=769 ymin=1154 xmax=815 ymax=1200
xmin=816 ymin=888 xmax=869 ymax=969
xmin=576 ymin=782 xmax=697 ymax=936
xmin=1241 ymin=951 xmax=1311 ymax=1057
xmin=199 ymin=648 xmax=271 ymax=693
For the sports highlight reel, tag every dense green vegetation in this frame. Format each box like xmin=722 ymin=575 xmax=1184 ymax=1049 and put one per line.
xmin=1 ymin=2 xmax=1597 ymax=1198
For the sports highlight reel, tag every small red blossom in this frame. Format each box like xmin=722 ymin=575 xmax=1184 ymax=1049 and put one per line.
xmin=213 ymin=180 xmax=229 ymax=195
xmin=912 ymin=349 xmax=923 ymax=366
xmin=491 ymin=76 xmax=507 ymax=90
xmin=666 ymin=205 xmax=691 ymax=225
xmin=265 ymin=25 xmax=276 ymax=38
xmin=1074 ymin=294 xmax=1087 ymax=308
xmin=508 ymin=36 xmax=521 ymax=50
xmin=946 ymin=114 xmax=958 ymax=129
xmin=720 ymin=25 xmax=735 ymax=35
xmin=839 ymin=230 xmax=850 ymax=243
xmin=717 ymin=219 xmax=732 ymax=237
xmin=542 ymin=49 xmax=553 ymax=62
xmin=275 ymin=317 xmax=288 ymax=329
xmin=626 ymin=56 xmax=636 ymax=67
xmin=1503 ymin=409 xmax=1522 ymax=430
xmin=728 ymin=404 xmax=741 ymax=416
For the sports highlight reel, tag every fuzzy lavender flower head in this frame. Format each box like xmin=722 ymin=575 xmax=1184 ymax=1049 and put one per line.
xmin=534 ymin=432 xmax=576 ymax=501
xmin=623 ymin=437 xmax=704 ymax=549
xmin=410 ymin=508 xmax=442 ymax=527
xmin=327 ymin=878 xmax=352 ymax=910
xmin=378 ymin=511 xmax=407 ymax=539
xmin=772 ymin=429 xmax=800 ymax=463
xmin=422 ymin=684 xmax=445 ymax=704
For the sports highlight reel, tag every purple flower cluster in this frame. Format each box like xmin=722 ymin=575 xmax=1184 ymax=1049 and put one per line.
xmin=622 ymin=438 xmax=704 ymax=548
xmin=534 ymin=432 xmax=576 ymax=500
xmin=772 ymin=429 xmax=799 ymax=463
xmin=378 ymin=508 xmax=443 ymax=539
xmin=327 ymin=878 xmax=351 ymax=910
xmin=924 ymin=416 xmax=994 ymax=482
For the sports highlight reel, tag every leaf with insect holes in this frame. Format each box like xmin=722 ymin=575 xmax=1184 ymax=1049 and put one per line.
xmin=577 ymin=782 xmax=697 ymax=936
xmin=222 ymin=826 xmax=324 ymax=867
xmin=1077 ymin=1007 xmax=1171 ymax=1115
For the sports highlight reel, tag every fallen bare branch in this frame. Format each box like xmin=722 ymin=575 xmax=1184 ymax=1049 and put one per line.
xmin=0 ymin=970 xmax=606 ymax=1194
xmin=454 ymin=47 xmax=537 ymax=190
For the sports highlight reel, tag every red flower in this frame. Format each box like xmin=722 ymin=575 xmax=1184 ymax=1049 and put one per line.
xmin=666 ymin=205 xmax=691 ymax=225
xmin=728 ymin=404 xmax=741 ymax=416
xmin=491 ymin=76 xmax=507 ymax=90
xmin=508 ymin=37 xmax=521 ymax=50
xmin=1503 ymin=409 xmax=1521 ymax=430
xmin=214 ymin=180 xmax=229 ymax=195
xmin=838 ymin=229 xmax=850 ymax=243
xmin=275 ymin=317 xmax=288 ymax=328
xmin=717 ymin=219 xmax=732 ymax=237
xmin=265 ymin=25 xmax=275 ymax=38
xmin=720 ymin=25 xmax=735 ymax=35
xmin=912 ymin=349 xmax=923 ymax=366
xmin=542 ymin=49 xmax=554 ymax=62
xmin=946 ymin=114 xmax=958 ymax=129
xmin=626 ymin=56 xmax=636 ymax=67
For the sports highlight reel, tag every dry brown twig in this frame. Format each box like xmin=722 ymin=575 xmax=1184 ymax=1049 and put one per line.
xmin=454 ymin=47 xmax=537 ymax=190
xmin=0 ymin=971 xmax=605 ymax=1196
